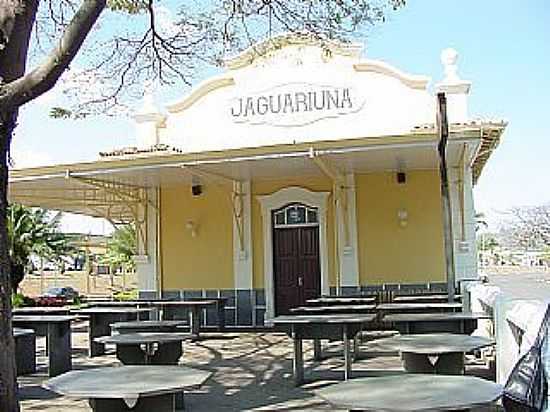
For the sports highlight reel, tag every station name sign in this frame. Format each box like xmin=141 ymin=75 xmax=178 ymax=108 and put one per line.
xmin=229 ymin=82 xmax=365 ymax=127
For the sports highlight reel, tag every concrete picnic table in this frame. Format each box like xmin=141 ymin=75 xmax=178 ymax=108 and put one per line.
xmin=72 ymin=307 xmax=152 ymax=357
xmin=13 ymin=328 xmax=36 ymax=375
xmin=13 ymin=306 xmax=71 ymax=315
xmin=151 ymin=300 xmax=217 ymax=339
xmin=366 ymin=333 xmax=495 ymax=374
xmin=95 ymin=332 xmax=190 ymax=409
xmin=184 ymin=296 xmax=228 ymax=331
xmin=393 ymin=294 xmax=462 ymax=303
xmin=269 ymin=313 xmax=377 ymax=385
xmin=44 ymin=365 xmax=212 ymax=412
xmin=383 ymin=311 xmax=491 ymax=334
xmin=12 ymin=315 xmax=78 ymax=376
xmin=84 ymin=301 xmax=156 ymax=310
xmin=111 ymin=320 xmax=188 ymax=334
xmin=290 ymin=304 xmax=376 ymax=315
xmin=95 ymin=332 xmax=189 ymax=365
xmin=377 ymin=302 xmax=463 ymax=314
xmin=315 ymin=374 xmax=502 ymax=411
xmin=306 ymin=296 xmax=376 ymax=306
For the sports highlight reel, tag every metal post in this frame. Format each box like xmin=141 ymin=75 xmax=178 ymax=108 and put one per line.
xmin=437 ymin=93 xmax=456 ymax=303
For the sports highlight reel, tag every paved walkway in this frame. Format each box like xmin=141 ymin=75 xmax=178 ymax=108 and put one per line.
xmin=18 ymin=323 xmax=500 ymax=411
xmin=487 ymin=271 xmax=550 ymax=300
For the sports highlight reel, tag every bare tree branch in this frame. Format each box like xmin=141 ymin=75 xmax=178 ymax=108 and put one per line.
xmin=0 ymin=0 xmax=106 ymax=110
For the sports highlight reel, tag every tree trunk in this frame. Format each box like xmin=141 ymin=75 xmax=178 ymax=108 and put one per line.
xmin=0 ymin=110 xmax=19 ymax=412
xmin=0 ymin=1 xmax=106 ymax=408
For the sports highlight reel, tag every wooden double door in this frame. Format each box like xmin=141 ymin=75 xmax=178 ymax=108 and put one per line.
xmin=273 ymin=225 xmax=321 ymax=315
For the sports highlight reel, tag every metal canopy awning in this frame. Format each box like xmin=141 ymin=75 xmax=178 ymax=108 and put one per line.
xmin=8 ymin=125 xmax=503 ymax=223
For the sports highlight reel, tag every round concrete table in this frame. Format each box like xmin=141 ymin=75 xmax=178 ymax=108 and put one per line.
xmin=315 ymin=374 xmax=502 ymax=411
xmin=73 ymin=307 xmax=153 ymax=357
xmin=368 ymin=333 xmax=495 ymax=374
xmin=111 ymin=320 xmax=188 ymax=334
xmin=44 ymin=365 xmax=211 ymax=412
xmin=94 ymin=333 xmax=188 ymax=365
xmin=95 ymin=332 xmax=189 ymax=409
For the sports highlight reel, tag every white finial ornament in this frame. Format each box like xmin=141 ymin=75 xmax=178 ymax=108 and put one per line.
xmin=441 ymin=48 xmax=460 ymax=83
xmin=132 ymin=79 xmax=166 ymax=148
xmin=436 ymin=47 xmax=471 ymax=124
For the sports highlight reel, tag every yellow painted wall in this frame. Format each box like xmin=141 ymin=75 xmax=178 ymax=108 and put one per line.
xmin=160 ymin=185 xmax=234 ymax=290
xmin=356 ymin=171 xmax=445 ymax=284
xmin=251 ymin=177 xmax=336 ymax=289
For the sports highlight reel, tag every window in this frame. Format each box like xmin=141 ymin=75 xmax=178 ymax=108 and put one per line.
xmin=273 ymin=204 xmax=318 ymax=228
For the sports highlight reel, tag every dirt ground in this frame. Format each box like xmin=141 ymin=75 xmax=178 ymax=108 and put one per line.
xmin=17 ymin=322 xmax=501 ymax=411
xmin=18 ymin=271 xmax=137 ymax=299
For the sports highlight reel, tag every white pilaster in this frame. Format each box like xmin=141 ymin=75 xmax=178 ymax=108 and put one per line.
xmin=337 ymin=173 xmax=360 ymax=287
xmin=449 ymin=162 xmax=478 ymax=283
xmin=135 ymin=188 xmax=159 ymax=293
xmin=233 ymin=181 xmax=253 ymax=290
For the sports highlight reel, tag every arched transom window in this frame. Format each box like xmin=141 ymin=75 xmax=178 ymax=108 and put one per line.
xmin=273 ymin=203 xmax=319 ymax=228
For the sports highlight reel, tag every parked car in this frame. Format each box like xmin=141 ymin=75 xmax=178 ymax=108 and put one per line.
xmin=35 ymin=286 xmax=80 ymax=306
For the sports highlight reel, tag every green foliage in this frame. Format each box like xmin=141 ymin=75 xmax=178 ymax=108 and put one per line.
xmin=101 ymin=224 xmax=137 ymax=271
xmin=7 ymin=204 xmax=72 ymax=289
xmin=50 ymin=107 xmax=90 ymax=119
xmin=113 ymin=289 xmax=138 ymax=301
xmin=107 ymin=0 xmax=147 ymax=14
xmin=477 ymin=235 xmax=499 ymax=252
xmin=49 ymin=107 xmax=73 ymax=119
xmin=11 ymin=293 xmax=35 ymax=308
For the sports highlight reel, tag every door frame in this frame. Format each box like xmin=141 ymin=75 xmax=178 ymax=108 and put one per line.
xmin=258 ymin=186 xmax=330 ymax=320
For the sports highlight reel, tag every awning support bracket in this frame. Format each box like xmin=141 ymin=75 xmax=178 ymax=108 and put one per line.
xmin=181 ymin=166 xmax=246 ymax=253
xmin=66 ymin=173 xmax=154 ymax=257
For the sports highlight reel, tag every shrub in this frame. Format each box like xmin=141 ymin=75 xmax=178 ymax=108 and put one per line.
xmin=113 ymin=289 xmax=138 ymax=301
xmin=11 ymin=293 xmax=36 ymax=308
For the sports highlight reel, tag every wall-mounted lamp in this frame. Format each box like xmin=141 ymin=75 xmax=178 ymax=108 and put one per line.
xmin=185 ymin=220 xmax=198 ymax=237
xmin=397 ymin=209 xmax=408 ymax=228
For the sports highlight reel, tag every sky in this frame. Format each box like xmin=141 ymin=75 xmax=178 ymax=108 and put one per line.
xmin=10 ymin=0 xmax=550 ymax=234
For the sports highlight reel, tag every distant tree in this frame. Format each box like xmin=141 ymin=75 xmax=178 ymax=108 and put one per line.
xmin=502 ymin=205 xmax=550 ymax=249
xmin=477 ymin=234 xmax=499 ymax=252
xmin=101 ymin=224 xmax=137 ymax=273
xmin=0 ymin=1 xmax=405 ymax=409
xmin=7 ymin=204 xmax=71 ymax=291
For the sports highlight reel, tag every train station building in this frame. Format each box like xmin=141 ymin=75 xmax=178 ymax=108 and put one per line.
xmin=9 ymin=33 xmax=506 ymax=325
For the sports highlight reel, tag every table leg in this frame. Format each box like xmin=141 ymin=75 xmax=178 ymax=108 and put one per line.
xmin=402 ymin=352 xmax=465 ymax=375
xmin=15 ymin=332 xmax=36 ymax=375
xmin=150 ymin=341 xmax=183 ymax=365
xmin=89 ymin=393 xmax=175 ymax=412
xmin=216 ymin=302 xmax=226 ymax=331
xmin=116 ymin=344 xmax=148 ymax=365
xmin=402 ymin=352 xmax=436 ymax=373
xmin=292 ymin=328 xmax=304 ymax=386
xmin=343 ymin=325 xmax=351 ymax=381
xmin=313 ymin=339 xmax=322 ymax=361
xmin=352 ymin=338 xmax=360 ymax=361
xmin=464 ymin=319 xmax=477 ymax=335
xmin=435 ymin=352 xmax=465 ymax=375
xmin=48 ymin=322 xmax=72 ymax=377
xmin=90 ymin=315 xmax=109 ymax=357
xmin=189 ymin=307 xmax=201 ymax=340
